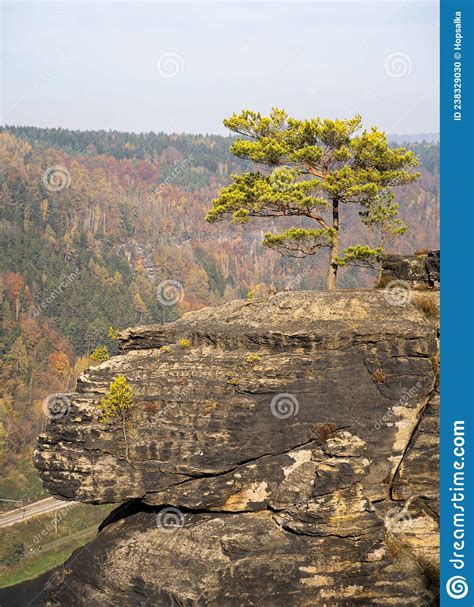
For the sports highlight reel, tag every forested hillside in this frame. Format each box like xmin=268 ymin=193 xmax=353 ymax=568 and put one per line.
xmin=0 ymin=125 xmax=439 ymax=500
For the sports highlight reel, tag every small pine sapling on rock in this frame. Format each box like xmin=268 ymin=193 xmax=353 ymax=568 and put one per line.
xmin=90 ymin=345 xmax=110 ymax=364
xmin=99 ymin=374 xmax=134 ymax=462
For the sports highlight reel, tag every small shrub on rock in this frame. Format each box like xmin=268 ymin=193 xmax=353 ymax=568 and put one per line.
xmin=245 ymin=353 xmax=261 ymax=364
xmin=372 ymin=369 xmax=386 ymax=383
xmin=99 ymin=375 xmax=134 ymax=462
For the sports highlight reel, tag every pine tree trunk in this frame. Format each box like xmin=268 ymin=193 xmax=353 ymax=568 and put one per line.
xmin=375 ymin=261 xmax=383 ymax=287
xmin=122 ymin=413 xmax=130 ymax=463
xmin=326 ymin=198 xmax=340 ymax=290
xmin=326 ymin=261 xmax=337 ymax=290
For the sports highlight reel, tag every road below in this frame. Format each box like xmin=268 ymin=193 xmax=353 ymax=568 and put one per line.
xmin=0 ymin=497 xmax=75 ymax=529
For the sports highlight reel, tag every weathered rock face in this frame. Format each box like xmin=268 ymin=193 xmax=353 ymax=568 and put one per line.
xmin=377 ymin=250 xmax=440 ymax=290
xmin=35 ymin=290 xmax=440 ymax=606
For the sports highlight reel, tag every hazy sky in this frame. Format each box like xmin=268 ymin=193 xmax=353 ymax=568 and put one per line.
xmin=1 ymin=1 xmax=439 ymax=135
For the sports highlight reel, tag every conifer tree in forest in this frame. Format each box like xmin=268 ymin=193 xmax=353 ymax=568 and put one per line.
xmin=206 ymin=108 xmax=419 ymax=289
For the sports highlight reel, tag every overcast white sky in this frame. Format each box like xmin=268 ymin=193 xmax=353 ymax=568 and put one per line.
xmin=1 ymin=1 xmax=439 ymax=135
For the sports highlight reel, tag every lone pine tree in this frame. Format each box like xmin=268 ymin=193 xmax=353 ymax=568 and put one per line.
xmin=99 ymin=375 xmax=134 ymax=462
xmin=206 ymin=108 xmax=419 ymax=289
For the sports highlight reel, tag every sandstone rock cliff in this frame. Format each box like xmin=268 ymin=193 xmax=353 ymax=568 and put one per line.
xmin=377 ymin=250 xmax=440 ymax=290
xmin=35 ymin=289 xmax=440 ymax=606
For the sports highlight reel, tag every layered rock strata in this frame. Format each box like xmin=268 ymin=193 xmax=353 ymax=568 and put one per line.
xmin=35 ymin=290 xmax=440 ymax=606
